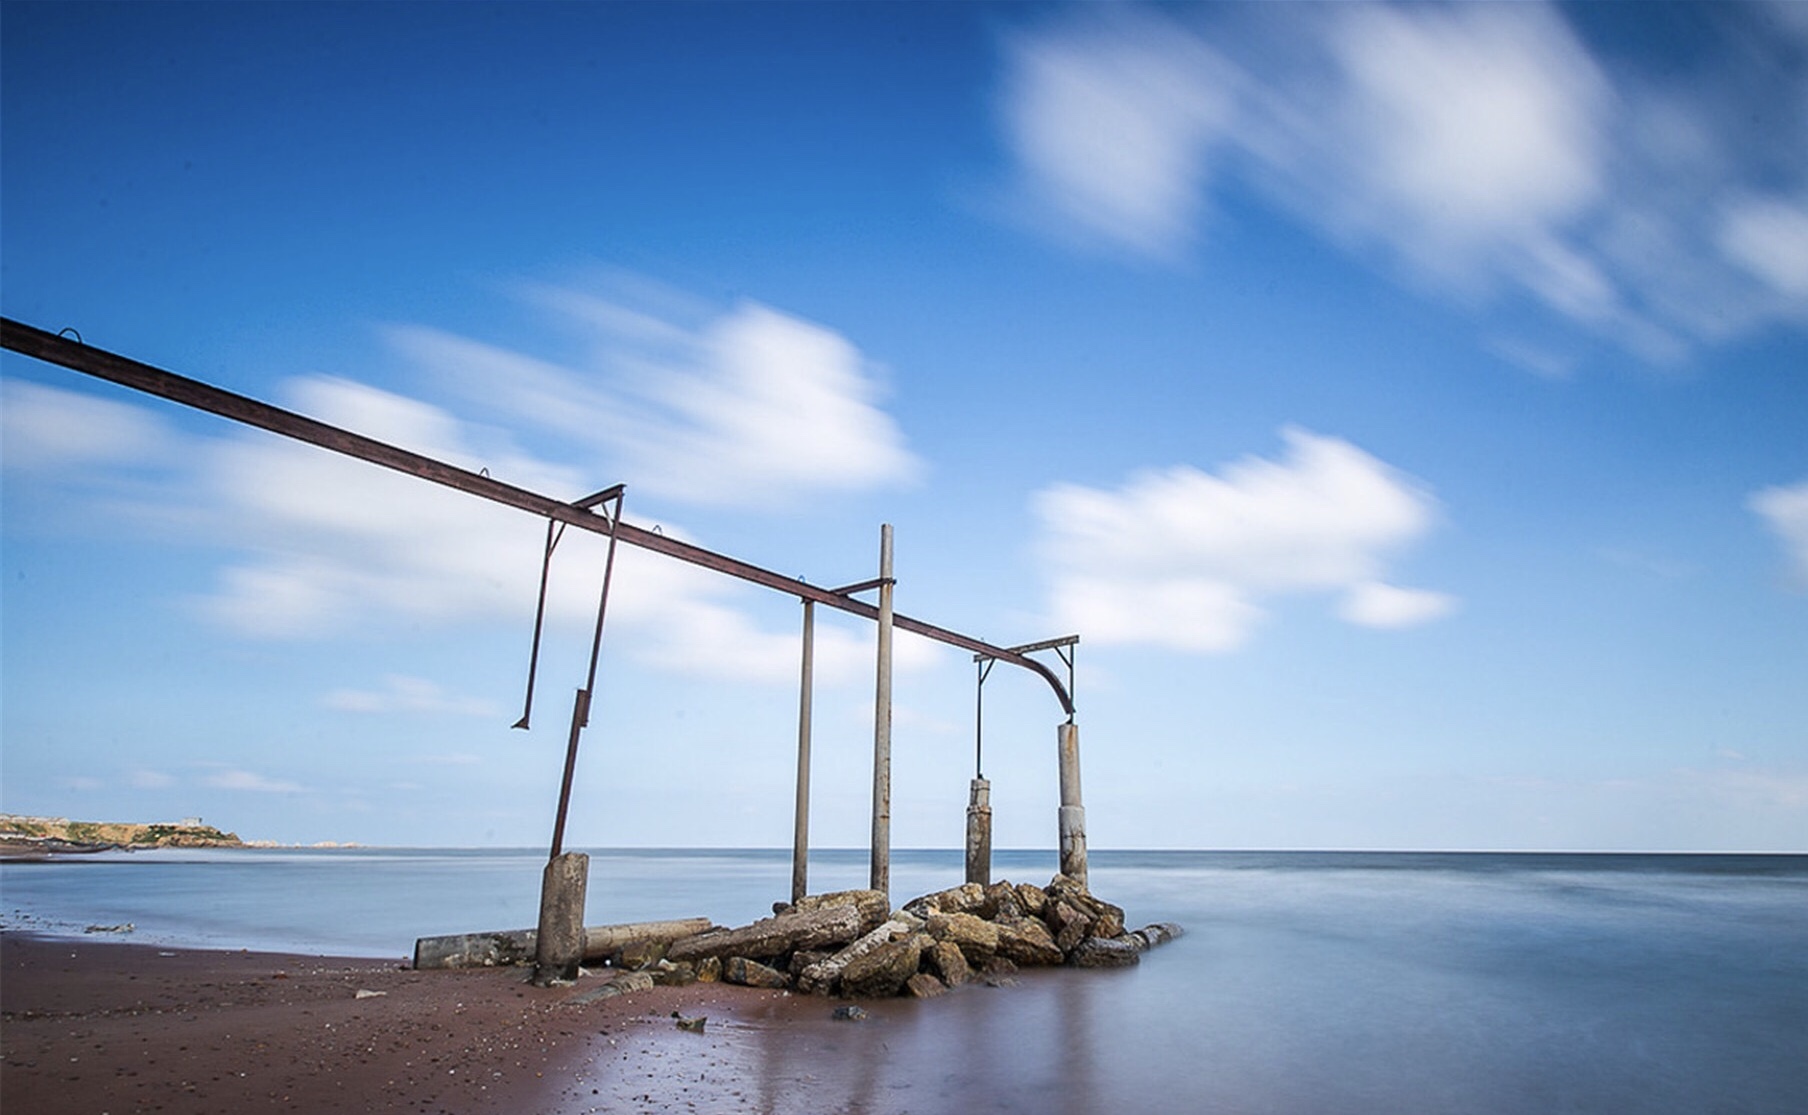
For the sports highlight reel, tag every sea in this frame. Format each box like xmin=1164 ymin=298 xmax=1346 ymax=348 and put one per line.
xmin=4 ymin=847 xmax=1805 ymax=1114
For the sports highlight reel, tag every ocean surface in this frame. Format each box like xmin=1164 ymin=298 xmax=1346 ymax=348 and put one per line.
xmin=5 ymin=848 xmax=1805 ymax=1114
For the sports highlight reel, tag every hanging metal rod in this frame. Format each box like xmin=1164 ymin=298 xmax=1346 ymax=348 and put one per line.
xmin=2 ymin=316 xmax=1075 ymax=715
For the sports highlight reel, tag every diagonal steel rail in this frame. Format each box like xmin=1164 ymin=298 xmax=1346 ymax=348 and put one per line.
xmin=2 ymin=317 xmax=1075 ymax=715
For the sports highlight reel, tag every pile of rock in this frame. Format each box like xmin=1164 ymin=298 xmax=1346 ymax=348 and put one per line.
xmin=615 ymin=875 xmax=1181 ymax=1000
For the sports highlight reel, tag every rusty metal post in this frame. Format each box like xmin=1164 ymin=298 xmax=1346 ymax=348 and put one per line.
xmin=791 ymin=599 xmax=815 ymax=905
xmin=869 ymin=524 xmax=894 ymax=900
xmin=1057 ymin=721 xmax=1088 ymax=888
xmin=548 ymin=488 xmax=624 ymax=860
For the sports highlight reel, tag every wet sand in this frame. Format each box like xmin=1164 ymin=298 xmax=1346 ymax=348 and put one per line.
xmin=1 ymin=930 xmax=926 ymax=1114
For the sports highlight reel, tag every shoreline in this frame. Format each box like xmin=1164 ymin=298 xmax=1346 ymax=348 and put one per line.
xmin=1 ymin=929 xmax=884 ymax=1114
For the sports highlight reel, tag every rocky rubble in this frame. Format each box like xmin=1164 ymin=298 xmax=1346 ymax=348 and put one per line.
xmin=606 ymin=876 xmax=1181 ymax=1000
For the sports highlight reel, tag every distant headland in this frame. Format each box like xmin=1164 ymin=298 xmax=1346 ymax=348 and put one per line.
xmin=0 ymin=814 xmax=245 ymax=857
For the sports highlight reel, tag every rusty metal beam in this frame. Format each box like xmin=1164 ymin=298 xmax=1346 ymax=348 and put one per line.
xmin=2 ymin=317 xmax=1076 ymax=715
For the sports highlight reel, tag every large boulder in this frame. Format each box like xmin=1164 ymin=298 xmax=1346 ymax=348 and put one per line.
xmin=902 ymin=882 xmax=987 ymax=920
xmin=797 ymin=919 xmax=913 ymax=996
xmin=722 ymin=956 xmax=791 ymax=989
xmin=1043 ymin=875 xmax=1125 ymax=940
xmin=785 ymin=889 xmax=892 ymax=936
xmin=1045 ymin=899 xmax=1094 ymax=954
xmin=840 ymin=932 xmax=931 ymax=998
xmin=1013 ymin=882 xmax=1048 ymax=918
xmin=924 ymin=939 xmax=972 ymax=988
xmin=925 ymin=911 xmax=999 ymax=965
xmin=980 ymin=881 xmax=1022 ymax=921
xmin=994 ymin=916 xmax=1065 ymax=967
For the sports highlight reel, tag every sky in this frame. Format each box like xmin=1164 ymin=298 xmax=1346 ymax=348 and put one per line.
xmin=2 ymin=1 xmax=1804 ymax=853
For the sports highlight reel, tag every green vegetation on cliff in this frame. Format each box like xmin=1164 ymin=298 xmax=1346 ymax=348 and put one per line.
xmin=0 ymin=814 xmax=243 ymax=849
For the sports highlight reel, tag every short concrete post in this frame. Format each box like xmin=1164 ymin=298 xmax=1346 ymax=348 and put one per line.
xmin=532 ymin=851 xmax=589 ymax=985
xmin=1056 ymin=722 xmax=1088 ymax=888
xmin=965 ymin=776 xmax=992 ymax=885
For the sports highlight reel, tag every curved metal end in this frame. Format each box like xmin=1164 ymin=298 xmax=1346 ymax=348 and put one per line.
xmin=510 ymin=716 xmax=531 ymax=731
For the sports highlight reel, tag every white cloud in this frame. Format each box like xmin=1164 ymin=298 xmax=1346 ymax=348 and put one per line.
xmin=4 ymin=285 xmax=934 ymax=687
xmin=1338 ymin=581 xmax=1459 ymax=629
xmin=190 ymin=392 xmax=929 ymax=684
xmin=997 ymin=10 xmax=1237 ymax=258
xmin=1749 ymin=478 xmax=1808 ymax=587
xmin=389 ymin=280 xmax=922 ymax=508
xmin=0 ymin=379 xmax=175 ymax=471
xmin=322 ymin=675 xmax=499 ymax=718
xmin=1718 ymin=194 xmax=1808 ymax=305
xmin=995 ymin=1 xmax=1808 ymax=363
xmin=1035 ymin=428 xmax=1451 ymax=652
xmin=1322 ymin=3 xmax=1609 ymax=260
xmin=129 ymin=769 xmax=177 ymax=789
xmin=205 ymin=769 xmax=305 ymax=793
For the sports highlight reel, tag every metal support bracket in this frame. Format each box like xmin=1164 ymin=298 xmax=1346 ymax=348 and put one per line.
xmin=974 ymin=634 xmax=1079 ymax=724
xmin=539 ymin=486 xmax=627 ymax=861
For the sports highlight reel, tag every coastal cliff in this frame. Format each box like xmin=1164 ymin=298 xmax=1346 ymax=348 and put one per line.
xmin=0 ymin=814 xmax=243 ymax=855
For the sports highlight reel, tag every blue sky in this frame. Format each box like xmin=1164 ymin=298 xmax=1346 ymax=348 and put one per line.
xmin=3 ymin=1 xmax=1804 ymax=852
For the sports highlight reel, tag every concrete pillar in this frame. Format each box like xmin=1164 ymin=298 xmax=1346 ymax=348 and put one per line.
xmin=791 ymin=600 xmax=815 ymax=905
xmin=965 ymin=776 xmax=992 ymax=885
xmin=870 ymin=524 xmax=894 ymax=900
xmin=531 ymin=851 xmax=589 ymax=985
xmin=1056 ymin=722 xmax=1088 ymax=888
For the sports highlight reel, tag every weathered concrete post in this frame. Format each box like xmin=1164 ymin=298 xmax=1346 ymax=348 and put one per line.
xmin=531 ymin=850 xmax=589 ymax=985
xmin=965 ymin=776 xmax=992 ymax=885
xmin=791 ymin=599 xmax=815 ymax=905
xmin=870 ymin=523 xmax=894 ymax=901
xmin=1056 ymin=721 xmax=1088 ymax=888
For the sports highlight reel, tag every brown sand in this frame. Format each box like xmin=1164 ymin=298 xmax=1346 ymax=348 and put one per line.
xmin=1 ymin=931 xmax=908 ymax=1114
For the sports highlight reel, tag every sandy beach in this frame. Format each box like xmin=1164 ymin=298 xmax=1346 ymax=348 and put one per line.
xmin=1 ymin=931 xmax=893 ymax=1114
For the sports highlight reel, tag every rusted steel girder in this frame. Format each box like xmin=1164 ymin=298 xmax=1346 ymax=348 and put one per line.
xmin=2 ymin=317 xmax=1076 ymax=715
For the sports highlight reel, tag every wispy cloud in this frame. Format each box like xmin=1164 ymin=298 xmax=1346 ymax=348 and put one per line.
xmin=389 ymin=277 xmax=923 ymax=508
xmin=1034 ymin=428 xmax=1450 ymax=652
xmin=0 ymin=378 xmax=176 ymax=471
xmin=321 ymin=675 xmax=499 ymax=718
xmin=1749 ymin=478 xmax=1808 ymax=588
xmin=995 ymin=1 xmax=1808 ymax=365
xmin=0 ymin=278 xmax=933 ymax=686
xmin=1337 ymin=581 xmax=1459 ymax=630
xmin=995 ymin=9 xmax=1236 ymax=261
xmin=204 ymin=769 xmax=305 ymax=793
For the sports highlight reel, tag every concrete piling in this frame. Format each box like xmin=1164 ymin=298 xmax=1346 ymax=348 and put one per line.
xmin=965 ymin=776 xmax=992 ymax=885
xmin=531 ymin=851 xmax=589 ymax=985
xmin=1056 ymin=722 xmax=1088 ymax=888
xmin=870 ymin=523 xmax=894 ymax=902
xmin=792 ymin=600 xmax=815 ymax=905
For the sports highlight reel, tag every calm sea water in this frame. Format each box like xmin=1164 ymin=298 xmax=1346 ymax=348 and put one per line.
xmin=5 ymin=848 xmax=1805 ymax=1113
